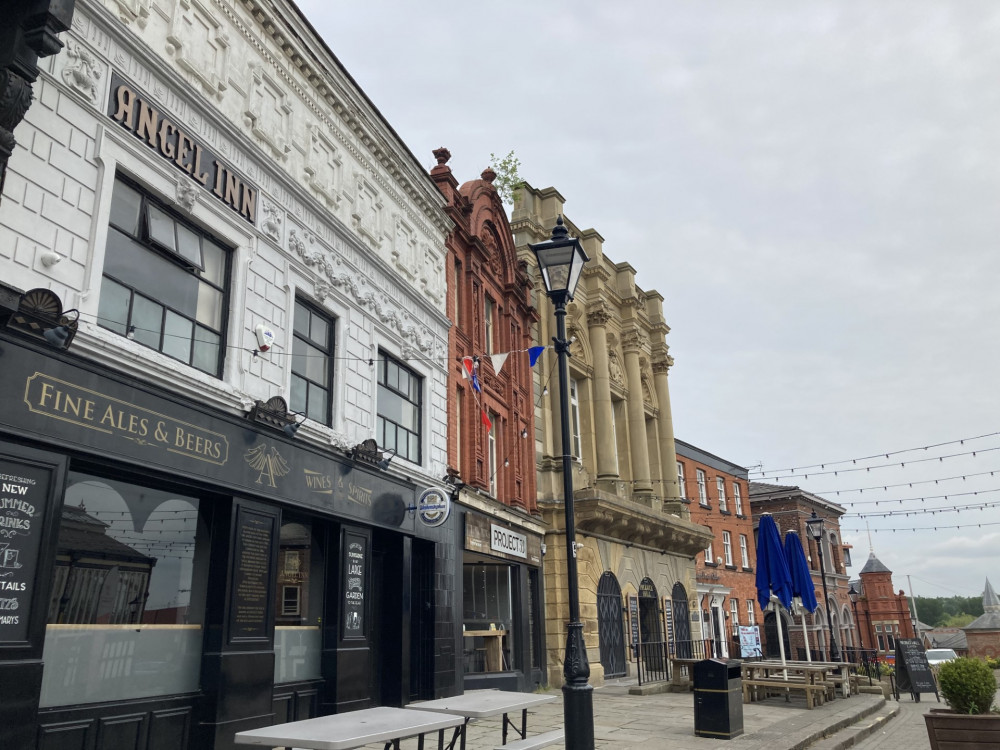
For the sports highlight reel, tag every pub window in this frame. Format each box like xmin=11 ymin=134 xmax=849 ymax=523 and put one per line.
xmin=377 ymin=352 xmax=422 ymax=463
xmin=97 ymin=175 xmax=230 ymax=376
xmin=462 ymin=561 xmax=514 ymax=674
xmin=291 ymin=297 xmax=335 ymax=425
xmin=274 ymin=517 xmax=325 ymax=683
xmin=40 ymin=470 xmax=210 ymax=707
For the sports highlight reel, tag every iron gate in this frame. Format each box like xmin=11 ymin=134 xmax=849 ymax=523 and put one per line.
xmin=671 ymin=582 xmax=692 ymax=658
xmin=636 ymin=578 xmax=668 ymax=684
xmin=597 ymin=572 xmax=626 ymax=679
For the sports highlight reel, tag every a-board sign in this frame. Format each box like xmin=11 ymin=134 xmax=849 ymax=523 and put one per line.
xmin=628 ymin=595 xmax=640 ymax=649
xmin=894 ymin=638 xmax=939 ymax=701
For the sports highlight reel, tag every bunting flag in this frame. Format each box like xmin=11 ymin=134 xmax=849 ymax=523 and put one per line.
xmin=462 ymin=357 xmax=481 ymax=393
xmin=481 ymin=410 xmax=492 ymax=430
xmin=528 ymin=346 xmax=545 ymax=367
xmin=489 ymin=352 xmax=509 ymax=376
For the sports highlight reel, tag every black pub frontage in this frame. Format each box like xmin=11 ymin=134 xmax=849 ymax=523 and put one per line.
xmin=0 ymin=331 xmax=459 ymax=750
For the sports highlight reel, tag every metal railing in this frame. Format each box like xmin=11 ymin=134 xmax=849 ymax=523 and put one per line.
xmin=634 ymin=640 xmax=670 ymax=686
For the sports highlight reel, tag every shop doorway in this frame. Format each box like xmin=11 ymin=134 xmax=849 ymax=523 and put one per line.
xmin=596 ymin=572 xmax=626 ymax=679
xmin=764 ymin=611 xmax=791 ymax=659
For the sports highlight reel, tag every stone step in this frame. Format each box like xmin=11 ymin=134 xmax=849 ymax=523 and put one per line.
xmin=805 ymin=704 xmax=901 ymax=750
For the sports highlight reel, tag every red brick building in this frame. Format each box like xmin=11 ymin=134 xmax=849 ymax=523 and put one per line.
xmin=431 ymin=149 xmax=546 ymax=691
xmin=749 ymin=483 xmax=854 ymax=660
xmin=963 ymin=579 xmax=1000 ymax=659
xmin=850 ymin=552 xmax=916 ymax=656
xmin=676 ymin=440 xmax=757 ymax=658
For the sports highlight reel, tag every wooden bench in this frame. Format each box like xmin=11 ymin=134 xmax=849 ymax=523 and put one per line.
xmin=494 ymin=729 xmax=564 ymax=750
xmin=742 ymin=678 xmax=825 ymax=708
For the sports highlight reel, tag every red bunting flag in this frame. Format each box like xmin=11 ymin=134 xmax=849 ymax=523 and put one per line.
xmin=481 ymin=410 xmax=492 ymax=430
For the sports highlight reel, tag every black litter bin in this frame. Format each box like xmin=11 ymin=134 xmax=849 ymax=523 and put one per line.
xmin=693 ymin=658 xmax=744 ymax=739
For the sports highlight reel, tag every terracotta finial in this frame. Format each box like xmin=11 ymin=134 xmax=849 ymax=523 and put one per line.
xmin=481 ymin=166 xmax=497 ymax=184
xmin=433 ymin=147 xmax=451 ymax=165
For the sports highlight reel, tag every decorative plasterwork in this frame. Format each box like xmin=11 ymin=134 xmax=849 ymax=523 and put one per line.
xmin=351 ymin=173 xmax=384 ymax=249
xmin=607 ymin=342 xmax=625 ymax=389
xmin=418 ymin=243 xmax=445 ymax=307
xmin=587 ymin=305 xmax=611 ymax=328
xmin=174 ymin=177 xmax=198 ymax=211
xmin=243 ymin=62 xmax=292 ymax=160
xmin=260 ymin=201 xmax=282 ymax=242
xmin=621 ymin=328 xmax=644 ymax=354
xmin=652 ymin=356 xmax=673 ymax=375
xmin=109 ymin=0 xmax=150 ymax=29
xmin=392 ymin=217 xmax=418 ymax=281
xmin=166 ymin=0 xmax=230 ymax=100
xmin=60 ymin=40 xmax=103 ymax=102
xmin=303 ymin=123 xmax=342 ymax=208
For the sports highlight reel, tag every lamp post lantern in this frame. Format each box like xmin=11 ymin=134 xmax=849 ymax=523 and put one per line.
xmin=848 ymin=582 xmax=863 ymax=657
xmin=529 ymin=216 xmax=593 ymax=750
xmin=806 ymin=511 xmax=840 ymax=662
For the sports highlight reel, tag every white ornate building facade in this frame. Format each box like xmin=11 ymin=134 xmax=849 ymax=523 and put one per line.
xmin=0 ymin=1 xmax=459 ymax=748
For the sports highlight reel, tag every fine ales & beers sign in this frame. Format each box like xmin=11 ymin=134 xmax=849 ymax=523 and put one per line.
xmin=24 ymin=373 xmax=229 ymax=466
xmin=106 ymin=72 xmax=258 ymax=224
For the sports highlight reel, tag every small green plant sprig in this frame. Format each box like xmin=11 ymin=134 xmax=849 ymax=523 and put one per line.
xmin=937 ymin=657 xmax=998 ymax=715
xmin=489 ymin=150 xmax=524 ymax=206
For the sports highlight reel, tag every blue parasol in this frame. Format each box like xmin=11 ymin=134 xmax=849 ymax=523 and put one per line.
xmin=756 ymin=514 xmax=793 ymax=612
xmin=785 ymin=530 xmax=819 ymax=662
xmin=784 ymin=531 xmax=817 ymax=613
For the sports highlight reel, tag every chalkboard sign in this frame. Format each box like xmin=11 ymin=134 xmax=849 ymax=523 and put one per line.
xmin=628 ymin=595 xmax=639 ymax=649
xmin=895 ymin=638 xmax=939 ymax=701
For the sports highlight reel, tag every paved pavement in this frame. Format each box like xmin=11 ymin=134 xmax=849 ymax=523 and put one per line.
xmin=356 ymin=674 xmax=1000 ymax=750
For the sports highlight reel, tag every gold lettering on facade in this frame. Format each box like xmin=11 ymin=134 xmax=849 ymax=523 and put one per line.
xmin=347 ymin=482 xmax=373 ymax=507
xmin=303 ymin=469 xmax=333 ymax=495
xmin=136 ymin=101 xmax=159 ymax=148
xmin=113 ymin=85 xmax=137 ymax=129
xmin=157 ymin=119 xmax=177 ymax=159
xmin=23 ymin=373 xmax=229 ymax=465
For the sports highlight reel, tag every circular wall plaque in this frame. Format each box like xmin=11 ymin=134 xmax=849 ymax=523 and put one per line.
xmin=416 ymin=486 xmax=451 ymax=527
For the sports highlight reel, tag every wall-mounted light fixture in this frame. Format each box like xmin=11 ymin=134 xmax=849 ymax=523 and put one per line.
xmin=2 ymin=288 xmax=79 ymax=350
xmin=377 ymin=448 xmax=397 ymax=471
xmin=247 ymin=396 xmax=302 ymax=438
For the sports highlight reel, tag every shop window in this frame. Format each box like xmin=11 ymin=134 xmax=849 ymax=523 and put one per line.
xmin=377 ymin=352 xmax=422 ymax=463
xmin=97 ymin=175 xmax=230 ymax=376
xmin=273 ymin=517 xmax=324 ymax=683
xmin=462 ymin=563 xmax=513 ymax=674
xmin=291 ymin=297 xmax=335 ymax=425
xmin=40 ymin=470 xmax=209 ymax=707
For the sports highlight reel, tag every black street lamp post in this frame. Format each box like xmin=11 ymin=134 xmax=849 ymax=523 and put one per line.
xmin=848 ymin=582 xmax=863 ymax=655
xmin=529 ymin=216 xmax=594 ymax=750
xmin=806 ymin=511 xmax=841 ymax=662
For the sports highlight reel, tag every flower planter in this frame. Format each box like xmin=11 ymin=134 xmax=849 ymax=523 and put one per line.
xmin=924 ymin=709 xmax=1000 ymax=750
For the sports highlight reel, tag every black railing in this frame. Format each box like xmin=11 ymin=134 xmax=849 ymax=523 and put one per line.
xmin=634 ymin=640 xmax=670 ymax=686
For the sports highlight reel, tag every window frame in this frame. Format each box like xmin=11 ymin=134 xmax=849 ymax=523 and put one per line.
xmin=377 ymin=351 xmax=423 ymax=464
xmin=722 ymin=530 xmax=733 ymax=566
xmin=291 ymin=296 xmax=336 ymax=426
xmin=569 ymin=378 xmax=582 ymax=461
xmin=98 ymin=174 xmax=231 ymax=376
xmin=696 ymin=469 xmax=708 ymax=506
xmin=676 ymin=461 xmax=686 ymax=500
xmin=488 ymin=412 xmax=498 ymax=496
xmin=733 ymin=482 xmax=743 ymax=515
xmin=704 ymin=540 xmax=714 ymax=565
xmin=746 ymin=599 xmax=755 ymax=625
xmin=484 ymin=295 xmax=495 ymax=355
xmin=717 ymin=477 xmax=728 ymax=512
xmin=740 ymin=534 xmax=750 ymax=568
xmin=730 ymin=598 xmax=740 ymax=636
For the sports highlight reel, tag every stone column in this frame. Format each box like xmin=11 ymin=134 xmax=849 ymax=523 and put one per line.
xmin=652 ymin=354 xmax=682 ymax=512
xmin=587 ymin=306 xmax=618 ymax=487
xmin=622 ymin=329 xmax=652 ymax=498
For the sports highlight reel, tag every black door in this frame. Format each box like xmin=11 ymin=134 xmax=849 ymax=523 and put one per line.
xmin=596 ymin=572 xmax=626 ymax=679
xmin=671 ymin=583 xmax=692 ymax=658
xmin=763 ymin=611 xmax=791 ymax=659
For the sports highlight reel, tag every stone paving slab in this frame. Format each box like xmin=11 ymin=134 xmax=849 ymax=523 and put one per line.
xmin=354 ymin=686 xmax=885 ymax=750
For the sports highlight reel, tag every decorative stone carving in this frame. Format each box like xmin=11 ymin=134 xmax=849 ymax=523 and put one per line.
xmin=393 ymin=218 xmax=417 ymax=278
xmin=110 ymin=0 xmax=150 ymax=28
xmin=607 ymin=348 xmax=625 ymax=388
xmin=587 ymin=305 xmax=611 ymax=328
xmin=174 ymin=177 xmax=198 ymax=210
xmin=314 ymin=279 xmax=331 ymax=302
xmin=351 ymin=174 xmax=383 ymax=248
xmin=166 ymin=0 xmax=230 ymax=99
xmin=261 ymin=201 xmax=282 ymax=242
xmin=652 ymin=357 xmax=673 ymax=374
xmin=419 ymin=244 xmax=445 ymax=305
xmin=303 ymin=123 xmax=342 ymax=207
xmin=621 ymin=328 xmax=644 ymax=354
xmin=243 ymin=62 xmax=291 ymax=159
xmin=640 ymin=372 xmax=655 ymax=407
xmin=61 ymin=40 xmax=102 ymax=102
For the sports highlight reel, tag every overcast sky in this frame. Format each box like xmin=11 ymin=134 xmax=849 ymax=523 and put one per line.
xmin=298 ymin=1 xmax=1000 ymax=601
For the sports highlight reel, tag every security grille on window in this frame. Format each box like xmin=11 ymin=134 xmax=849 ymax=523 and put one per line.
xmin=377 ymin=353 xmax=422 ymax=462
xmin=291 ymin=298 xmax=335 ymax=424
xmin=98 ymin=176 xmax=229 ymax=375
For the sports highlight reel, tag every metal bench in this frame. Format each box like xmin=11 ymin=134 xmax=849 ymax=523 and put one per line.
xmin=494 ymin=728 xmax=565 ymax=750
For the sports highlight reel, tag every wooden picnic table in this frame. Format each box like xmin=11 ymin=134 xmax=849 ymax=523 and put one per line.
xmin=408 ymin=689 xmax=560 ymax=750
xmin=747 ymin=660 xmax=853 ymax=698
xmin=233 ymin=705 xmax=465 ymax=750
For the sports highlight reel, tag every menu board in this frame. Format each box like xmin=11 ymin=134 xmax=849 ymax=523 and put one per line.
xmin=0 ymin=458 xmax=52 ymax=644
xmin=342 ymin=533 xmax=367 ymax=637
xmin=230 ymin=507 xmax=276 ymax=641
xmin=628 ymin=595 xmax=640 ymax=649
xmin=895 ymin=638 xmax=939 ymax=699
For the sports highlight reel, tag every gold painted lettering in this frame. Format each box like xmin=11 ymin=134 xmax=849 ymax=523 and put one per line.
xmin=240 ymin=184 xmax=256 ymax=222
xmin=113 ymin=85 xmax=137 ymax=129
xmin=137 ymin=102 xmax=159 ymax=148
xmin=38 ymin=382 xmax=56 ymax=409
xmin=224 ymin=171 xmax=240 ymax=211
xmin=158 ymin=119 xmax=177 ymax=159
xmin=213 ymin=162 xmax=226 ymax=198
xmin=175 ymin=130 xmax=194 ymax=173
xmin=192 ymin=144 xmax=210 ymax=185
xmin=100 ymin=404 xmax=117 ymax=428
